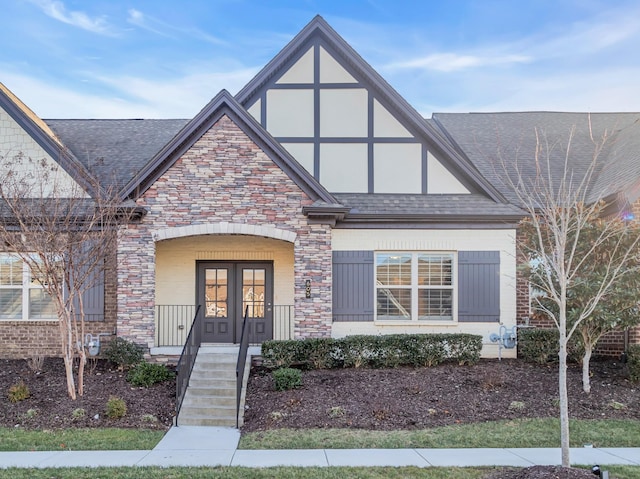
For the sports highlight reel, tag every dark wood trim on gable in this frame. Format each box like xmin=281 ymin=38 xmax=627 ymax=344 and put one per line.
xmin=120 ymin=90 xmax=338 ymax=206
xmin=235 ymin=16 xmax=507 ymax=203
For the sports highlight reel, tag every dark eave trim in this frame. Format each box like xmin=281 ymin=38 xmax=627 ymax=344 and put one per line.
xmin=120 ymin=90 xmax=337 ymax=205
xmin=235 ymin=15 xmax=506 ymax=204
xmin=302 ymin=203 xmax=351 ymax=226
xmin=333 ymin=221 xmax=520 ymax=230
xmin=339 ymin=212 xmax=524 ymax=224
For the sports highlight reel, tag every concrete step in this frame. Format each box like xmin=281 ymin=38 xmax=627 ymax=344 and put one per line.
xmin=179 ymin=404 xmax=235 ymax=416
xmin=176 ymin=346 xmax=252 ymax=428
xmin=189 ymin=377 xmax=236 ymax=388
xmin=177 ymin=415 xmax=236 ymax=427
xmin=186 ymin=386 xmax=236 ymax=397
xmin=194 ymin=354 xmax=238 ymax=363
xmin=182 ymin=395 xmax=236 ymax=407
xmin=193 ymin=361 xmax=236 ymax=371
xmin=190 ymin=369 xmax=236 ymax=380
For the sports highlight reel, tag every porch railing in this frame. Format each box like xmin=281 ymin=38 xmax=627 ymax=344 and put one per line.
xmin=236 ymin=305 xmax=250 ymax=428
xmin=175 ymin=305 xmax=202 ymax=423
xmin=155 ymin=304 xmax=294 ymax=347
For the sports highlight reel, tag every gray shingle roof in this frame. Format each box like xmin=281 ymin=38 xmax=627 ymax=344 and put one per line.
xmin=333 ymin=193 xmax=525 ymax=219
xmin=432 ymin=112 xmax=640 ymax=205
xmin=45 ymin=119 xmax=189 ymax=191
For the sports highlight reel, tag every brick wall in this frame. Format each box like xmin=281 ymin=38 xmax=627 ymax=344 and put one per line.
xmin=515 ymin=229 xmax=531 ymax=326
xmin=117 ymin=114 xmax=332 ymax=349
xmin=0 ymin=253 xmax=117 ymax=359
xmin=514 ymin=226 xmax=630 ymax=356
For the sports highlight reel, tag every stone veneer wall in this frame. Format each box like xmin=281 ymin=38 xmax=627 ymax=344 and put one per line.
xmin=117 ymin=115 xmax=332 ymax=349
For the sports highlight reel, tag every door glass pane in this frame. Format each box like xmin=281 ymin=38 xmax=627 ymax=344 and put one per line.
xmin=205 ymin=269 xmax=227 ymax=318
xmin=243 ymin=268 xmax=265 ymax=318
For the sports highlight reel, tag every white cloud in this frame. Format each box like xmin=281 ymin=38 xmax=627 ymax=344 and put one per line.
xmin=126 ymin=8 xmax=227 ymax=45
xmin=387 ymin=53 xmax=531 ymax=72
xmin=29 ymin=0 xmax=115 ymax=36
xmin=1 ymin=66 xmax=258 ymax=119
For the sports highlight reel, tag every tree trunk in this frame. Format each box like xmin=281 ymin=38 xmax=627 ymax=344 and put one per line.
xmin=559 ymin=311 xmax=570 ymax=467
xmin=582 ymin=341 xmax=593 ymax=394
xmin=59 ymin=311 xmax=77 ymax=400
xmin=78 ymin=348 xmax=86 ymax=397
xmin=62 ymin=350 xmax=76 ymax=400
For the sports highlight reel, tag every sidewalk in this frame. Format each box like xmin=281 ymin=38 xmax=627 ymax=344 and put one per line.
xmin=1 ymin=426 xmax=640 ymax=469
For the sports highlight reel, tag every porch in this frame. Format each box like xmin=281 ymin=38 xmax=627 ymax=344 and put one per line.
xmin=155 ymin=304 xmax=295 ymax=347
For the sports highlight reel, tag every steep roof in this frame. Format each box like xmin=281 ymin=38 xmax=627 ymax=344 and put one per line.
xmin=117 ymin=89 xmax=338 ymax=206
xmin=236 ymin=15 xmax=506 ymax=204
xmin=432 ymin=112 xmax=640 ymax=206
xmin=45 ymin=119 xmax=189 ymax=192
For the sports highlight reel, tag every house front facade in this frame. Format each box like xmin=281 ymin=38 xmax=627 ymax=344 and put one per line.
xmin=1 ymin=16 xmax=638 ymax=360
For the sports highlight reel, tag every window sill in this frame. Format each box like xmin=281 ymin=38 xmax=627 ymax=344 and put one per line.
xmin=374 ymin=320 xmax=458 ymax=327
xmin=0 ymin=318 xmax=58 ymax=323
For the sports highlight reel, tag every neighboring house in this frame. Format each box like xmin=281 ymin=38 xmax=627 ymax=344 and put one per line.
xmin=1 ymin=16 xmax=639 ymax=360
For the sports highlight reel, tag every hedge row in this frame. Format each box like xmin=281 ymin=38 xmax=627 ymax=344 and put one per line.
xmin=261 ymin=333 xmax=482 ymax=370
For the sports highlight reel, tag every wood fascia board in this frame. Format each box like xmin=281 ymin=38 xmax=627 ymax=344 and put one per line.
xmin=121 ymin=90 xmax=338 ymax=205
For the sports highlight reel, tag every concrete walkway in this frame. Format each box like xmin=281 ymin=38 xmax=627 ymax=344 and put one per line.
xmin=1 ymin=426 xmax=640 ymax=469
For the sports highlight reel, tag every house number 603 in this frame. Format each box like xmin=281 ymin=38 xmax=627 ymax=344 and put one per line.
xmin=305 ymin=280 xmax=311 ymax=298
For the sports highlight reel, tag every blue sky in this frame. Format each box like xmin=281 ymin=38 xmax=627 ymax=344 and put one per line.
xmin=2 ymin=0 xmax=640 ymax=119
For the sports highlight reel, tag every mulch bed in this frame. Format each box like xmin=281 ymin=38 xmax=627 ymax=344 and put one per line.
xmin=0 ymin=357 xmax=175 ymax=430
xmin=1 ymin=356 xmax=635 ymax=478
xmin=242 ymin=358 xmax=639 ymax=432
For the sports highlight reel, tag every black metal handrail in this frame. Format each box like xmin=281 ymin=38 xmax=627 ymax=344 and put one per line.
xmin=236 ymin=305 xmax=250 ymax=428
xmin=155 ymin=304 xmax=294 ymax=347
xmin=175 ymin=304 xmax=202 ymax=424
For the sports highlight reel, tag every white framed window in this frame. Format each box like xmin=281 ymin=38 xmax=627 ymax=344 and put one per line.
xmin=0 ymin=253 xmax=57 ymax=320
xmin=375 ymin=252 xmax=455 ymax=321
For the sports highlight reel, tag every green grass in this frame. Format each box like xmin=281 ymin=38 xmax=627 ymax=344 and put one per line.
xmin=0 ymin=466 xmax=490 ymax=479
xmin=3 ymin=466 xmax=637 ymax=479
xmin=0 ymin=428 xmax=165 ymax=451
xmin=239 ymin=418 xmax=640 ymax=449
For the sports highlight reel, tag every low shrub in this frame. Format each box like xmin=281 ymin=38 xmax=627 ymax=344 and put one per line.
xmin=518 ymin=328 xmax=583 ymax=364
xmin=262 ymin=333 xmax=482 ymax=370
xmin=272 ymin=367 xmax=302 ymax=391
xmin=105 ymin=396 xmax=127 ymax=419
xmin=627 ymin=344 xmax=640 ymax=382
xmin=261 ymin=340 xmax=307 ymax=369
xmin=104 ymin=337 xmax=144 ymax=371
xmin=518 ymin=328 xmax=558 ymax=363
xmin=71 ymin=408 xmax=86 ymax=420
xmin=127 ymin=361 xmax=174 ymax=387
xmin=8 ymin=381 xmax=30 ymax=403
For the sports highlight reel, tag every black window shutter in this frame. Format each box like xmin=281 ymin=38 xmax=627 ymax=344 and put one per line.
xmin=332 ymin=251 xmax=374 ymax=322
xmin=458 ymin=251 xmax=500 ymax=323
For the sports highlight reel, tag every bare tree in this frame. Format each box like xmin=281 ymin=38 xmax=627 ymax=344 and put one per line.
xmin=0 ymin=152 xmax=136 ymax=399
xmin=503 ymin=122 xmax=640 ymax=467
